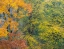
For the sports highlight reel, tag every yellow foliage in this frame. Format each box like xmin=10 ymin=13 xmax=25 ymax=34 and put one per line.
xmin=10 ymin=21 xmax=19 ymax=31
xmin=24 ymin=35 xmax=38 ymax=44
xmin=0 ymin=0 xmax=32 ymax=37
xmin=52 ymin=25 xmax=60 ymax=32
xmin=0 ymin=0 xmax=32 ymax=14
xmin=0 ymin=28 xmax=8 ymax=37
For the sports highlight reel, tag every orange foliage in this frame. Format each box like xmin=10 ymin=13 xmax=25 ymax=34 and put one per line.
xmin=0 ymin=0 xmax=32 ymax=14
xmin=0 ymin=0 xmax=32 ymax=37
xmin=0 ymin=0 xmax=32 ymax=48
xmin=0 ymin=28 xmax=8 ymax=37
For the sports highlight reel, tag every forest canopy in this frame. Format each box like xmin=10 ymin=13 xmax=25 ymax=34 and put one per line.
xmin=0 ymin=0 xmax=64 ymax=49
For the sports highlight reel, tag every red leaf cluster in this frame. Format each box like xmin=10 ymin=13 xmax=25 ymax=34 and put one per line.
xmin=0 ymin=39 xmax=27 ymax=49
xmin=0 ymin=31 xmax=27 ymax=49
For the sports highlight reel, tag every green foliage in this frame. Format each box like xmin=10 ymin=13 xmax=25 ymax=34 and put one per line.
xmin=18 ymin=0 xmax=64 ymax=49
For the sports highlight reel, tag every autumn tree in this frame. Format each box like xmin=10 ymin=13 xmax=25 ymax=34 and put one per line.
xmin=0 ymin=0 xmax=32 ymax=49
